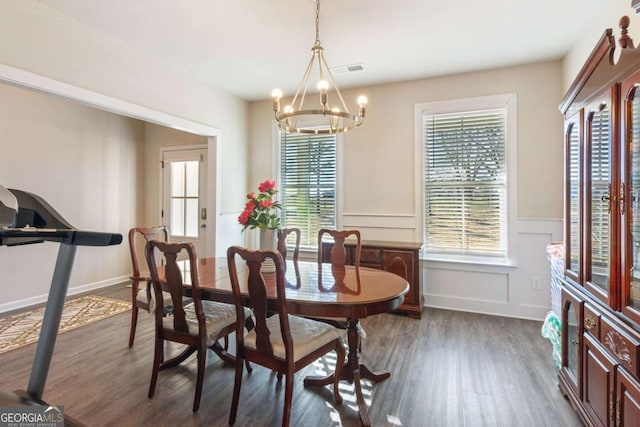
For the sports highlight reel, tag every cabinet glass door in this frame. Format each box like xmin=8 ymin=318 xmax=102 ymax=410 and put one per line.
xmin=623 ymin=80 xmax=640 ymax=321
xmin=560 ymin=287 xmax=583 ymax=397
xmin=566 ymin=117 xmax=582 ymax=282
xmin=586 ymin=100 xmax=611 ymax=298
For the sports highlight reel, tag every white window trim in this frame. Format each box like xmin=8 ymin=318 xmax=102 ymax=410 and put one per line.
xmin=414 ymin=93 xmax=518 ymax=266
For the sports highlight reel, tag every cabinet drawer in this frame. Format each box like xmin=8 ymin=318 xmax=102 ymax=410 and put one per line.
xmin=600 ymin=316 xmax=640 ymax=377
xmin=360 ymin=248 xmax=382 ymax=266
xmin=584 ymin=304 xmax=601 ymax=338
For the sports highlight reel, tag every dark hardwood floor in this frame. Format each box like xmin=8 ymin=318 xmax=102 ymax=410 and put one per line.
xmin=0 ymin=285 xmax=582 ymax=427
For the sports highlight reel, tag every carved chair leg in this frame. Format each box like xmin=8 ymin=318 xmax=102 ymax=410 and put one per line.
xmin=229 ymin=357 xmax=244 ymax=425
xmin=282 ymin=372 xmax=294 ymax=427
xmin=128 ymin=305 xmax=139 ymax=347
xmin=148 ymin=333 xmax=163 ymax=398
xmin=193 ymin=346 xmax=206 ymax=413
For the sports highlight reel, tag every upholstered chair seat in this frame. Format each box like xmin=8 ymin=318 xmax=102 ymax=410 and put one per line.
xmin=161 ymin=301 xmax=252 ymax=347
xmin=244 ymin=314 xmax=342 ymax=361
xmin=136 ymin=287 xmax=172 ymax=308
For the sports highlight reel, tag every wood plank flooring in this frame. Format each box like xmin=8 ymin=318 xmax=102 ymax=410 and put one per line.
xmin=0 ymin=285 xmax=582 ymax=427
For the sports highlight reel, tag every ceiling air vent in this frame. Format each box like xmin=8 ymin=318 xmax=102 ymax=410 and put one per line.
xmin=330 ymin=63 xmax=366 ymax=75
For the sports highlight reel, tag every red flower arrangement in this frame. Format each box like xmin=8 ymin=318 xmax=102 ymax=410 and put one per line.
xmin=237 ymin=180 xmax=281 ymax=231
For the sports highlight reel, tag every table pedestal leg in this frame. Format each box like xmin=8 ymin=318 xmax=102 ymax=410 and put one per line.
xmin=304 ymin=318 xmax=389 ymax=426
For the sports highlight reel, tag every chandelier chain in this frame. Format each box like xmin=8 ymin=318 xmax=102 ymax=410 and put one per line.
xmin=314 ymin=0 xmax=321 ymax=46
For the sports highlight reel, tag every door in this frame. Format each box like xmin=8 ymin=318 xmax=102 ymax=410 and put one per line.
xmin=162 ymin=148 xmax=208 ymax=256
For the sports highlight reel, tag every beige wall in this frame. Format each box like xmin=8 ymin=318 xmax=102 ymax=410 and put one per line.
xmin=0 ymin=83 xmax=144 ymax=308
xmin=0 ymin=2 xmax=250 ymax=309
xmin=0 ymin=0 xmax=249 ymax=220
xmin=250 ymin=60 xmax=565 ymax=227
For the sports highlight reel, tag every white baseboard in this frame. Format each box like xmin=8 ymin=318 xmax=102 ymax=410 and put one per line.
xmin=0 ymin=275 xmax=129 ymax=314
xmin=424 ymin=294 xmax=550 ymax=321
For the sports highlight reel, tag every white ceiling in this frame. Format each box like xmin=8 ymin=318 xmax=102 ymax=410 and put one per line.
xmin=36 ymin=0 xmax=609 ymax=101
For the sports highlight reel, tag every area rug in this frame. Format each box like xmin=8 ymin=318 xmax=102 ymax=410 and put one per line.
xmin=0 ymin=295 xmax=130 ymax=354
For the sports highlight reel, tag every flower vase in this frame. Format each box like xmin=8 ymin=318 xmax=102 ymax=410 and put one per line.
xmin=259 ymin=228 xmax=277 ymax=272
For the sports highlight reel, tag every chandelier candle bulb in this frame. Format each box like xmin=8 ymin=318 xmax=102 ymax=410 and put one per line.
xmin=271 ymin=88 xmax=283 ymax=112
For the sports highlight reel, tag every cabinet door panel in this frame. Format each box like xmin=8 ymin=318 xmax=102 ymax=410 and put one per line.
xmin=617 ymin=367 xmax=640 ymax=427
xmin=561 ymin=285 xmax=584 ymax=397
xmin=584 ymin=334 xmax=616 ymax=427
xmin=586 ymin=98 xmax=613 ymax=302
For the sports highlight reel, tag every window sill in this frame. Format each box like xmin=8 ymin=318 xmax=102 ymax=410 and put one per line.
xmin=421 ymin=253 xmax=517 ymax=268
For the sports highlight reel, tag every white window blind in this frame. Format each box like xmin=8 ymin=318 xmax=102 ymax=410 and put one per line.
xmin=280 ymin=132 xmax=336 ymax=249
xmin=423 ymin=108 xmax=507 ymax=257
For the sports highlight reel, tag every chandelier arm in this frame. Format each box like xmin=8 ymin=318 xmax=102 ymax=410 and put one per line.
xmin=290 ymin=53 xmax=316 ymax=110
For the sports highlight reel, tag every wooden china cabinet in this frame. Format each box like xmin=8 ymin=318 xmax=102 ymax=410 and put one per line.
xmin=558 ymin=13 xmax=640 ymax=426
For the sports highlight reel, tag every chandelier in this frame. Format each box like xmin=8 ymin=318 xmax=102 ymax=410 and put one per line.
xmin=271 ymin=0 xmax=367 ymax=135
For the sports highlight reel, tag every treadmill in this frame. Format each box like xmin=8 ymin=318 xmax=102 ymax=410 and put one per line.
xmin=0 ymin=185 xmax=122 ymax=424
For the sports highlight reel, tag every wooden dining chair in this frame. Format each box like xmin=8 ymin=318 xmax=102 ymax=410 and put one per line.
xmin=127 ymin=226 xmax=173 ymax=347
xmin=318 ymin=228 xmax=362 ymax=269
xmin=317 ymin=228 xmax=365 ymax=348
xmin=277 ymin=227 xmax=301 ymax=264
xmin=145 ymin=240 xmax=252 ymax=413
xmin=277 ymin=227 xmax=301 ymax=287
xmin=227 ymin=246 xmax=345 ymax=427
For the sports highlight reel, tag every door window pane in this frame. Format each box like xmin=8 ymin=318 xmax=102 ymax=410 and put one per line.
xmin=185 ymin=199 xmax=199 ymax=238
xmin=171 ymin=199 xmax=185 ymax=236
xmin=171 ymin=162 xmax=185 ymax=197
xmin=186 ymin=161 xmax=199 ymax=197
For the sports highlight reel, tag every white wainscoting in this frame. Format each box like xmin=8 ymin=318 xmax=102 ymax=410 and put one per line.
xmin=216 ymin=212 xmax=246 ymax=257
xmin=425 ymin=218 xmax=563 ymax=321
xmin=342 ymin=213 xmax=563 ymax=321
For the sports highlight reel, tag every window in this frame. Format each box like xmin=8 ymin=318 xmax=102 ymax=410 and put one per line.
xmin=279 ymin=131 xmax=337 ymax=249
xmin=418 ymin=94 xmax=516 ymax=261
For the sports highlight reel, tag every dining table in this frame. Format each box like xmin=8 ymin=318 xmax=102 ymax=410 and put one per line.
xmin=177 ymin=256 xmax=409 ymax=426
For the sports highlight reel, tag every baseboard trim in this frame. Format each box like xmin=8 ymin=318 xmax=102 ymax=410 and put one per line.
xmin=424 ymin=294 xmax=549 ymax=321
xmin=0 ymin=275 xmax=129 ymax=314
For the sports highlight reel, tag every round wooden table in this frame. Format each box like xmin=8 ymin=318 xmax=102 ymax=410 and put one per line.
xmin=184 ymin=257 xmax=409 ymax=426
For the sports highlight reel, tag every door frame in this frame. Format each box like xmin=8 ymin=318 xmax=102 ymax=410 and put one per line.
xmin=159 ymin=142 xmax=218 ymax=258
xmin=159 ymin=145 xmax=209 ymax=256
